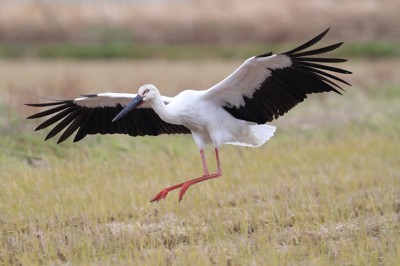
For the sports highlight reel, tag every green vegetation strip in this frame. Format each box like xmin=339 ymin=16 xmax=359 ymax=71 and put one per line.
xmin=0 ymin=42 xmax=399 ymax=59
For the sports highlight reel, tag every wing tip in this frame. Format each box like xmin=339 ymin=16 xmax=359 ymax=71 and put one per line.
xmin=255 ymin=51 xmax=273 ymax=58
xmin=80 ymin=94 xmax=98 ymax=98
xmin=282 ymin=27 xmax=332 ymax=56
xmin=316 ymin=27 xmax=331 ymax=41
xmin=34 ymin=125 xmax=43 ymax=131
xmin=344 ymin=69 xmax=352 ymax=74
xmin=24 ymin=101 xmax=72 ymax=108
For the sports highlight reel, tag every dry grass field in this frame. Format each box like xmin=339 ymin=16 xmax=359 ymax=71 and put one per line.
xmin=0 ymin=57 xmax=399 ymax=265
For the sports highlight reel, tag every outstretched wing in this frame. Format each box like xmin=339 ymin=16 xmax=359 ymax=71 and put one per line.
xmin=203 ymin=28 xmax=352 ymax=124
xmin=26 ymin=93 xmax=191 ymax=144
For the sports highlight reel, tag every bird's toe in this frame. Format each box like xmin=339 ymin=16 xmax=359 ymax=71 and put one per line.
xmin=150 ymin=188 xmax=170 ymax=202
xmin=178 ymin=183 xmax=191 ymax=202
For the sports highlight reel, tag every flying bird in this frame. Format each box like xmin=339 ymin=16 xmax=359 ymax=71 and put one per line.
xmin=26 ymin=28 xmax=351 ymax=202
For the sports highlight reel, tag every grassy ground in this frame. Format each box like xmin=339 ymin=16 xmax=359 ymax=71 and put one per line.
xmin=1 ymin=58 xmax=400 ymax=265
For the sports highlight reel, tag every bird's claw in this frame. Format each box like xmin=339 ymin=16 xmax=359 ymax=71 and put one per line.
xmin=178 ymin=183 xmax=191 ymax=202
xmin=150 ymin=182 xmax=192 ymax=203
xmin=150 ymin=189 xmax=170 ymax=202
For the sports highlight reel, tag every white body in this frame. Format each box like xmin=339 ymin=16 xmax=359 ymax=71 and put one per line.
xmin=73 ymin=54 xmax=291 ymax=150
xmin=146 ymin=88 xmax=276 ymax=149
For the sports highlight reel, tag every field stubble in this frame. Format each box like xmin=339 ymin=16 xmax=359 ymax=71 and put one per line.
xmin=0 ymin=58 xmax=399 ymax=265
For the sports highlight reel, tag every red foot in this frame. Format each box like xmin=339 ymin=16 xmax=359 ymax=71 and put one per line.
xmin=150 ymin=188 xmax=170 ymax=202
xmin=150 ymin=182 xmax=181 ymax=202
xmin=179 ymin=182 xmax=192 ymax=202
xmin=150 ymin=171 xmax=222 ymax=203
xmin=150 ymin=148 xmax=222 ymax=203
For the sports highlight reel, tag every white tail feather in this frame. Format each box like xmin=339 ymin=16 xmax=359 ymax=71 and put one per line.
xmin=226 ymin=124 xmax=276 ymax=147
xmin=250 ymin=124 xmax=276 ymax=146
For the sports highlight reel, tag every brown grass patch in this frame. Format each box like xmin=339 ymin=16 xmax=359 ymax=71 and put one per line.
xmin=0 ymin=0 xmax=399 ymax=43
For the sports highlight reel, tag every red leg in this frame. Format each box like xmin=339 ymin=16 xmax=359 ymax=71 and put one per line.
xmin=150 ymin=148 xmax=222 ymax=202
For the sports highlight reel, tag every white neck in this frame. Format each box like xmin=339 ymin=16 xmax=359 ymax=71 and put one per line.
xmin=148 ymin=96 xmax=176 ymax=124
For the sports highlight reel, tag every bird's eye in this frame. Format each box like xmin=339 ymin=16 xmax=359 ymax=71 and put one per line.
xmin=144 ymin=89 xmax=150 ymax=94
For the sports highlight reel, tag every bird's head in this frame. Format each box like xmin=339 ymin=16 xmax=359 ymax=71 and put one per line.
xmin=112 ymin=84 xmax=159 ymax=122
xmin=137 ymin=84 xmax=160 ymax=102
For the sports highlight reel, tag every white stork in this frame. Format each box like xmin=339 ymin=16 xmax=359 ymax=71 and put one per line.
xmin=26 ymin=29 xmax=351 ymax=202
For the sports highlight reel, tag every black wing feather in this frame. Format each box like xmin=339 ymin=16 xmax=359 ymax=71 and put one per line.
xmin=34 ymin=106 xmax=76 ymax=131
xmin=26 ymin=104 xmax=71 ymax=119
xmin=294 ymin=57 xmax=347 ymax=63
xmin=26 ymin=99 xmax=191 ymax=144
xmin=289 ymin=42 xmax=344 ymax=57
xmin=283 ymin=28 xmax=330 ymax=55
xmin=58 ymin=109 xmax=89 ymax=143
xmin=45 ymin=109 xmax=81 ymax=141
xmin=224 ymin=28 xmax=351 ymax=124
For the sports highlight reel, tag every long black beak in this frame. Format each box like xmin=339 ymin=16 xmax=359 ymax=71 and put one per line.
xmin=112 ymin=95 xmax=144 ymax=122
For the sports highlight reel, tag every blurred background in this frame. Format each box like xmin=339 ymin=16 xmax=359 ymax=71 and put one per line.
xmin=1 ymin=0 xmax=399 ymax=134
xmin=1 ymin=0 xmax=400 ymax=41
xmin=0 ymin=0 xmax=399 ymax=53
xmin=0 ymin=1 xmax=399 ymax=264
xmin=0 ymin=0 xmax=398 ymax=111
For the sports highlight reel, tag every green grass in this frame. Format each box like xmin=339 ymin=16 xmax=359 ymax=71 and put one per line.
xmin=0 ymin=41 xmax=399 ymax=60
xmin=0 ymin=59 xmax=399 ymax=265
